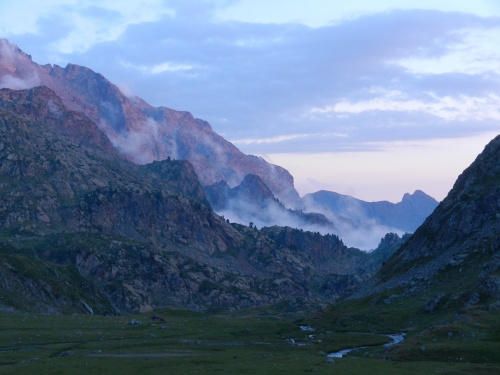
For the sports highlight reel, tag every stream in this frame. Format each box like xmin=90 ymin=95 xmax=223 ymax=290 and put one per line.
xmin=327 ymin=332 xmax=406 ymax=358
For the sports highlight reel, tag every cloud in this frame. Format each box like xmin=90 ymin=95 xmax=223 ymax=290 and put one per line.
xmin=0 ymin=39 xmax=41 ymax=89
xmin=216 ymin=0 xmax=500 ymax=28
xmin=231 ymin=132 xmax=348 ymax=145
xmin=96 ymin=9 xmax=500 ymax=148
xmin=392 ymin=27 xmax=500 ymax=75
xmin=310 ymin=91 xmax=500 ymax=122
xmin=0 ymin=73 xmax=40 ymax=90
xmin=301 ymin=194 xmax=404 ymax=250
xmin=121 ymin=60 xmax=195 ymax=75
xmin=103 ymin=117 xmax=164 ymax=164
xmin=3 ymin=6 xmax=500 ymax=169
xmin=0 ymin=0 xmax=173 ymax=53
xmin=115 ymin=82 xmax=135 ymax=98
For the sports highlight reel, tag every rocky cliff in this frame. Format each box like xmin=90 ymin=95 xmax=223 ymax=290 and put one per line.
xmin=0 ymin=86 xmax=388 ymax=314
xmin=0 ymin=38 xmax=300 ymax=206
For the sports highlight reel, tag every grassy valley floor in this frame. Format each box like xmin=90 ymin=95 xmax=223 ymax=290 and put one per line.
xmin=0 ymin=302 xmax=498 ymax=375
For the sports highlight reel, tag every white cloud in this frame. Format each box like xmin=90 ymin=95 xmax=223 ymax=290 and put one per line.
xmin=0 ymin=73 xmax=40 ymax=90
xmin=231 ymin=132 xmax=347 ymax=145
xmin=0 ymin=40 xmax=41 ymax=89
xmin=116 ymin=82 xmax=135 ymax=98
xmin=0 ymin=0 xmax=173 ymax=54
xmin=310 ymin=91 xmax=500 ymax=122
xmin=147 ymin=62 xmax=195 ymax=74
xmin=120 ymin=60 xmax=194 ymax=75
xmin=392 ymin=27 xmax=500 ymax=75
xmin=216 ymin=0 xmax=500 ymax=28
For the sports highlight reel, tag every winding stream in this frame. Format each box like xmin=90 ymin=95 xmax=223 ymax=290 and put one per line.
xmin=327 ymin=332 xmax=406 ymax=358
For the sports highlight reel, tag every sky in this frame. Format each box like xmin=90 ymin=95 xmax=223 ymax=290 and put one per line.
xmin=1 ymin=0 xmax=499 ymax=202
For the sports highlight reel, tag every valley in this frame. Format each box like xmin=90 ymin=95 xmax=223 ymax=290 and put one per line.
xmin=0 ymin=37 xmax=498 ymax=374
xmin=0 ymin=302 xmax=498 ymax=374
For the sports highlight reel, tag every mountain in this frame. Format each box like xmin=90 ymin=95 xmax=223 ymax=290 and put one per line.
xmin=0 ymin=38 xmax=300 ymax=207
xmin=0 ymin=38 xmax=446 ymax=315
xmin=308 ymin=135 xmax=500 ymax=362
xmin=303 ymin=189 xmax=438 ymax=233
xmin=0 ymin=85 xmax=393 ymax=314
xmin=354 ymin=134 xmax=500 ymax=298
xmin=205 ymin=174 xmax=334 ymax=231
xmin=0 ymin=39 xmax=438 ymax=246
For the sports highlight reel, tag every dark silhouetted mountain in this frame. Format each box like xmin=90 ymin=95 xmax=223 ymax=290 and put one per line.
xmin=369 ymin=232 xmax=411 ymax=264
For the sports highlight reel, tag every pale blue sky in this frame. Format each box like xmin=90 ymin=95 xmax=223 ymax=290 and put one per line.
xmin=1 ymin=0 xmax=499 ymax=201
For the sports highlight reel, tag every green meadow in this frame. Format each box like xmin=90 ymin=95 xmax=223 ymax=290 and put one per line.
xmin=0 ymin=301 xmax=498 ymax=375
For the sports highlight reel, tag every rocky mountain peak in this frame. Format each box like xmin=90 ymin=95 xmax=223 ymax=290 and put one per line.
xmin=401 ymin=189 xmax=436 ymax=203
xmin=0 ymin=39 xmax=301 ymax=207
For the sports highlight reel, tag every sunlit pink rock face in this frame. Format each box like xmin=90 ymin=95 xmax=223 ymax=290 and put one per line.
xmin=0 ymin=38 xmax=300 ymax=207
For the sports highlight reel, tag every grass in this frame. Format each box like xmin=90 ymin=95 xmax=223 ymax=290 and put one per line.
xmin=0 ymin=304 xmax=498 ymax=375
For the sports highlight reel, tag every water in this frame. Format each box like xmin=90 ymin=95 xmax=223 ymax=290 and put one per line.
xmin=299 ymin=325 xmax=315 ymax=332
xmin=327 ymin=333 xmax=405 ymax=358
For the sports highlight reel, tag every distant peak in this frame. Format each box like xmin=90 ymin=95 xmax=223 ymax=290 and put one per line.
xmin=402 ymin=190 xmax=437 ymax=203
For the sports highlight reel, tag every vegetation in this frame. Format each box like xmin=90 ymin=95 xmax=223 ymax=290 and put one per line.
xmin=0 ymin=301 xmax=498 ymax=375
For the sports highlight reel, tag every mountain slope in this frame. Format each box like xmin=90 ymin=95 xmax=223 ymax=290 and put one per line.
xmin=0 ymin=38 xmax=300 ymax=206
xmin=307 ymin=135 xmax=500 ymax=363
xmin=0 ymin=87 xmax=240 ymax=252
xmin=0 ymin=86 xmax=392 ymax=313
xmin=357 ymin=134 xmax=499 ymax=296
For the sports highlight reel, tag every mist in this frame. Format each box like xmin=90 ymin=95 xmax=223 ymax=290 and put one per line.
xmin=207 ymin=176 xmax=403 ymax=251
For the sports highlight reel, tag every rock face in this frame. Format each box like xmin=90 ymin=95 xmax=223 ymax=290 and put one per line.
xmin=259 ymin=227 xmax=405 ymax=300
xmin=0 ymin=38 xmax=441 ymax=314
xmin=0 ymin=38 xmax=300 ymax=206
xmin=351 ymin=135 xmax=500 ymax=304
xmin=0 ymin=86 xmax=388 ymax=314
xmin=0 ymin=38 xmax=437 ymax=245
xmin=0 ymin=85 xmax=117 ymax=158
xmin=302 ymin=189 xmax=438 ymax=233
xmin=0 ymin=87 xmax=239 ymax=252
